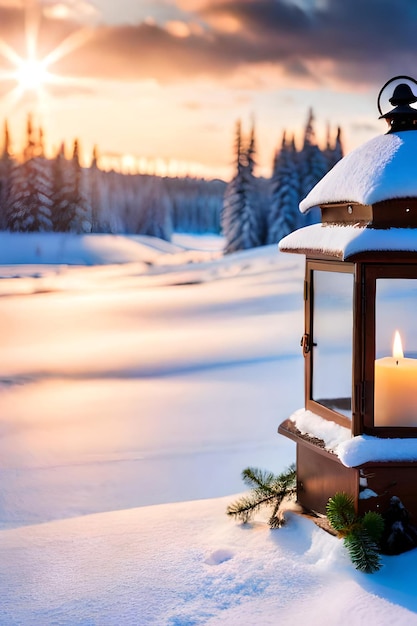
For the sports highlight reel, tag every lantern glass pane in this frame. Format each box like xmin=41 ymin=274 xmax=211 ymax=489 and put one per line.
xmin=312 ymin=270 xmax=353 ymax=418
xmin=375 ymin=279 xmax=417 ymax=427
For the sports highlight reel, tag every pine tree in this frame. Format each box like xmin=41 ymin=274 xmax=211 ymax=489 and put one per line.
xmin=135 ymin=176 xmax=173 ymax=241
xmin=38 ymin=125 xmax=45 ymax=158
xmin=324 ymin=122 xmax=333 ymax=168
xmin=7 ymin=157 xmax=53 ymax=232
xmin=267 ymin=131 xmax=301 ymax=244
xmin=67 ymin=139 xmax=91 ymax=233
xmin=299 ymin=109 xmax=328 ymax=225
xmin=6 ymin=115 xmax=53 ymax=232
xmin=331 ymin=126 xmax=344 ymax=167
xmin=246 ymin=120 xmax=266 ymax=245
xmin=0 ymin=120 xmax=13 ymax=230
xmin=23 ymin=113 xmax=36 ymax=161
xmin=89 ymin=145 xmax=101 ymax=232
xmin=324 ymin=124 xmax=344 ymax=169
xmin=51 ymin=142 xmax=73 ymax=232
xmin=30 ymin=155 xmax=54 ymax=231
xmin=222 ymin=120 xmax=263 ymax=254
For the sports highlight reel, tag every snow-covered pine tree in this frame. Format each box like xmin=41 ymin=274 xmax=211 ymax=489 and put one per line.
xmin=299 ymin=108 xmax=328 ymax=225
xmin=89 ymin=145 xmax=102 ymax=233
xmin=101 ymin=174 xmax=119 ymax=232
xmin=7 ymin=115 xmax=53 ymax=232
xmin=0 ymin=120 xmax=13 ymax=230
xmin=222 ymin=120 xmax=263 ymax=254
xmin=51 ymin=142 xmax=74 ymax=232
xmin=30 ymin=155 xmax=54 ymax=232
xmin=135 ymin=176 xmax=173 ymax=241
xmin=23 ymin=114 xmax=36 ymax=161
xmin=267 ymin=131 xmax=301 ymax=244
xmin=222 ymin=121 xmax=245 ymax=253
xmin=246 ymin=121 xmax=266 ymax=245
xmin=324 ymin=124 xmax=344 ymax=170
xmin=67 ymin=139 xmax=91 ymax=233
xmin=324 ymin=123 xmax=333 ymax=168
xmin=118 ymin=174 xmax=140 ymax=234
xmin=165 ymin=177 xmax=223 ymax=234
xmin=331 ymin=126 xmax=344 ymax=167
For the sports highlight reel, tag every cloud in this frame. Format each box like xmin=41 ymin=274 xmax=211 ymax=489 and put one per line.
xmin=0 ymin=0 xmax=416 ymax=91
xmin=192 ymin=0 xmax=417 ymax=86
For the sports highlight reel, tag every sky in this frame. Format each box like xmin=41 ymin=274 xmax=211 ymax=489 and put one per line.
xmin=0 ymin=0 xmax=416 ymax=178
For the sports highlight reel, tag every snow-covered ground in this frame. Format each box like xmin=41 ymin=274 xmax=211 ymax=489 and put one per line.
xmin=1 ymin=232 xmax=417 ymax=625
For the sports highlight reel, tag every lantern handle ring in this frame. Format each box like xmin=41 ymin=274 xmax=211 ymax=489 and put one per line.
xmin=377 ymin=75 xmax=417 ymax=116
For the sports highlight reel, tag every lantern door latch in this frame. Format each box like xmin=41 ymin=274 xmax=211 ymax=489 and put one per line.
xmin=300 ymin=333 xmax=316 ymax=357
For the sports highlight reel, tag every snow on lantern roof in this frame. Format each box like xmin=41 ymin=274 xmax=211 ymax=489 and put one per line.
xmin=300 ymin=131 xmax=417 ymax=214
xmin=279 ymin=223 xmax=417 ymax=260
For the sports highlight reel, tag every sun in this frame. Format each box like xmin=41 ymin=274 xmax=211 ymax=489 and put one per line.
xmin=0 ymin=2 xmax=94 ymax=109
xmin=14 ymin=57 xmax=50 ymax=93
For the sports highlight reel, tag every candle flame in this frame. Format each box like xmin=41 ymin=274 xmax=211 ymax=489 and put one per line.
xmin=393 ymin=330 xmax=404 ymax=359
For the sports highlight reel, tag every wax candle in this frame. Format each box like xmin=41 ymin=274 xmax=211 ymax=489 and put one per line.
xmin=375 ymin=331 xmax=417 ymax=426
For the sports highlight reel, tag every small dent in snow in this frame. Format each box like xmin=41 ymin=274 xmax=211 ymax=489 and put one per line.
xmin=204 ymin=548 xmax=234 ymax=565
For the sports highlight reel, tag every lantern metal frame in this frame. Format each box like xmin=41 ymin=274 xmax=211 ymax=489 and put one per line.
xmin=279 ymin=249 xmax=417 ymax=519
xmin=301 ymin=252 xmax=417 ymax=438
xmin=278 ymin=77 xmax=417 ymax=520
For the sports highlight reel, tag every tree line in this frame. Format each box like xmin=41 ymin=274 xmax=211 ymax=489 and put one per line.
xmin=221 ymin=110 xmax=343 ymax=254
xmin=0 ymin=111 xmax=343 ymax=250
xmin=0 ymin=116 xmax=225 ymax=240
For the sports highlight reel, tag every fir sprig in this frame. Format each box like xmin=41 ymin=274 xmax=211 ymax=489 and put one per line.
xmin=326 ymin=492 xmax=358 ymax=537
xmin=326 ymin=493 xmax=384 ymax=574
xmin=227 ymin=464 xmax=296 ymax=528
xmin=344 ymin=530 xmax=382 ymax=574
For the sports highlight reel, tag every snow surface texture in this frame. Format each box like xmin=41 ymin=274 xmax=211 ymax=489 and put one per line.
xmin=300 ymin=131 xmax=417 ymax=212
xmin=2 ymin=233 xmax=417 ymax=625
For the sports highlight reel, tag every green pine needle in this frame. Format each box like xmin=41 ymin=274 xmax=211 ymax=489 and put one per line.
xmin=241 ymin=467 xmax=277 ymax=493
xmin=361 ymin=511 xmax=385 ymax=543
xmin=227 ymin=464 xmax=296 ymax=526
xmin=327 ymin=492 xmax=384 ymax=573
xmin=326 ymin=492 xmax=357 ymax=534
xmin=344 ymin=529 xmax=382 ymax=574
xmin=226 ymin=491 xmax=277 ymax=523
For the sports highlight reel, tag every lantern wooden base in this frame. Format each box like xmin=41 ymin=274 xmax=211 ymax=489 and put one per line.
xmin=279 ymin=419 xmax=417 ymax=522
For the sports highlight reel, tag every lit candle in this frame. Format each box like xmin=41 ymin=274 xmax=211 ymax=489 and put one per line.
xmin=375 ymin=331 xmax=417 ymax=426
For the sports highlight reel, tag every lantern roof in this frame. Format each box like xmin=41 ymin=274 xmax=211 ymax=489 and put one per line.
xmin=300 ymin=130 xmax=417 ymax=214
xmin=279 ymin=222 xmax=417 ymax=260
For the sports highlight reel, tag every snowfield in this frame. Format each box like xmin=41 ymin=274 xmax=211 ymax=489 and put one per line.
xmin=1 ymin=232 xmax=417 ymax=625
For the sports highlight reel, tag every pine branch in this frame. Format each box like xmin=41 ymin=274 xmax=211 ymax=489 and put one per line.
xmin=227 ymin=465 xmax=296 ymax=526
xmin=362 ymin=511 xmax=385 ymax=543
xmin=241 ymin=467 xmax=276 ymax=493
xmin=269 ymin=490 xmax=297 ymax=529
xmin=326 ymin=492 xmax=357 ymax=536
xmin=327 ymin=492 xmax=384 ymax=573
xmin=271 ymin=465 xmax=296 ymax=492
xmin=344 ymin=530 xmax=382 ymax=574
xmin=226 ymin=491 xmax=278 ymax=523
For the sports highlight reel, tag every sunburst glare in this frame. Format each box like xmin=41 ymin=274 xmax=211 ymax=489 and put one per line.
xmin=0 ymin=3 xmax=93 ymax=109
xmin=14 ymin=57 xmax=50 ymax=92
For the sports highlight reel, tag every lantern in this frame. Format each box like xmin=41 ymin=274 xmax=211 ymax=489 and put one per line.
xmin=278 ymin=76 xmax=417 ymax=519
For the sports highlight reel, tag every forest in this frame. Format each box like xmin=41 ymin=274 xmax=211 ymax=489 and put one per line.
xmin=0 ymin=111 xmax=342 ymax=250
xmin=221 ymin=110 xmax=343 ymax=253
